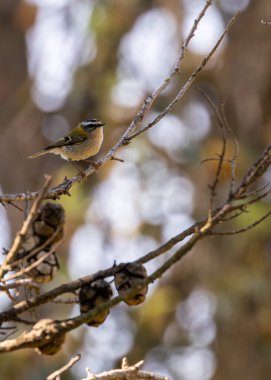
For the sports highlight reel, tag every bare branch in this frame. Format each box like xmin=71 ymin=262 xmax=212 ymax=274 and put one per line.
xmin=46 ymin=354 xmax=81 ymax=380
xmin=3 ymin=240 xmax=62 ymax=282
xmin=211 ymin=211 xmax=271 ymax=235
xmin=0 ymin=279 xmax=40 ymax=291
xmin=81 ymin=360 xmax=169 ymax=380
xmin=128 ymin=11 xmax=240 ymax=141
xmin=2 ymin=225 xmax=63 ymax=272
xmin=234 ymin=144 xmax=271 ymax=199
xmin=0 ymin=176 xmax=51 ymax=279
xmin=196 ymin=87 xmax=227 ymax=208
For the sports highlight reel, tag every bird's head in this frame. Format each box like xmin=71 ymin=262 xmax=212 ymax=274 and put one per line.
xmin=80 ymin=119 xmax=105 ymax=132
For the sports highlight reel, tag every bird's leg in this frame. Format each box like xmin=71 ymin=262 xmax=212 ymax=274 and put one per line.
xmin=83 ymin=159 xmax=101 ymax=170
xmin=69 ymin=161 xmax=86 ymax=178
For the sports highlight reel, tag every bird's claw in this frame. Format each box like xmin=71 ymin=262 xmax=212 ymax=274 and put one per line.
xmin=83 ymin=159 xmax=101 ymax=171
xmin=122 ymin=137 xmax=131 ymax=145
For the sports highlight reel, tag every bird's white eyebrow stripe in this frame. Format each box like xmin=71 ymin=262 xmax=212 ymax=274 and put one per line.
xmin=81 ymin=120 xmax=104 ymax=127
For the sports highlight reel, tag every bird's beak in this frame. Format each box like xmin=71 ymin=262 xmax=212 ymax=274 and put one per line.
xmin=95 ymin=121 xmax=105 ymax=128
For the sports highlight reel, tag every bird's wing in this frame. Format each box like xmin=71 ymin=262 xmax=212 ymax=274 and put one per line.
xmin=44 ymin=132 xmax=87 ymax=150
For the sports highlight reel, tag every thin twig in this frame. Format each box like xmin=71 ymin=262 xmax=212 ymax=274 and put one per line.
xmin=51 ymin=298 xmax=79 ymax=304
xmin=211 ymin=211 xmax=271 ymax=235
xmin=136 ymin=222 xmax=201 ymax=265
xmin=235 ymin=183 xmax=270 ymax=200
xmin=220 ymin=103 xmax=240 ymax=197
xmin=196 ymin=87 xmax=227 ymax=209
xmin=46 ymin=354 xmax=81 ymax=380
xmin=3 ymin=225 xmax=63 ymax=271
xmin=126 ymin=0 xmax=213 ymax=136
xmin=5 ymin=201 xmax=23 ymax=212
xmin=234 ymin=144 xmax=271 ymax=198
xmin=3 ymin=240 xmax=62 ymax=282
xmin=82 ymin=359 xmax=169 ymax=380
xmin=0 ymin=279 xmax=39 ymax=291
xmin=128 ymin=11 xmax=240 ymax=141
xmin=0 ymin=176 xmax=51 ymax=279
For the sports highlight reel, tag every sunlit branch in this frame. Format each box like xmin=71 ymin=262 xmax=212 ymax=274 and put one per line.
xmin=0 ymin=279 xmax=39 ymax=291
xmin=80 ymin=357 xmax=169 ymax=380
xmin=46 ymin=354 xmax=81 ymax=380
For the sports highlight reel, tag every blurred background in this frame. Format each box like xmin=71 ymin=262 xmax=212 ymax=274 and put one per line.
xmin=1 ymin=0 xmax=271 ymax=379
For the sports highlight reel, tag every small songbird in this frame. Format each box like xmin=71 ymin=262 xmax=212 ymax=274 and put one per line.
xmin=28 ymin=119 xmax=105 ymax=166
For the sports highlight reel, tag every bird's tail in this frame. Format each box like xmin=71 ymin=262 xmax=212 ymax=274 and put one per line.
xmin=28 ymin=150 xmax=47 ymax=159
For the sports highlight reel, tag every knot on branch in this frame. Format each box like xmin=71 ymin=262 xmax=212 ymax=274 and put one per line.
xmin=33 ymin=319 xmax=66 ymax=355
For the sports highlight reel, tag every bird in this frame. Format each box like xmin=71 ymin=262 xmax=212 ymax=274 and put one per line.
xmin=29 ymin=119 xmax=105 ymax=172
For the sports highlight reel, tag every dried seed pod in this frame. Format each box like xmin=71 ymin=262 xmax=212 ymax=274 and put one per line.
xmin=33 ymin=203 xmax=65 ymax=244
xmin=39 ymin=203 xmax=65 ymax=228
xmin=114 ymin=263 xmax=148 ymax=306
xmin=33 ymin=319 xmax=65 ymax=355
xmin=33 ymin=221 xmax=55 ymax=238
xmin=79 ymin=280 xmax=113 ymax=327
xmin=27 ymin=251 xmax=59 ymax=283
